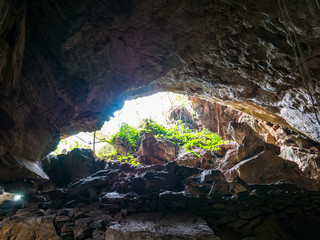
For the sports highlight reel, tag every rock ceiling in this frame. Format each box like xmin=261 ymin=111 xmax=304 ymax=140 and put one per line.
xmin=1 ymin=0 xmax=320 ymax=163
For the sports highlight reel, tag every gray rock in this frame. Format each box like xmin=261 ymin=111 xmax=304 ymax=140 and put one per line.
xmin=105 ymin=212 xmax=220 ymax=240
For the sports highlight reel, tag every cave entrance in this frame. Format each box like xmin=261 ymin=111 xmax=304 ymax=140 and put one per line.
xmin=52 ymin=92 xmax=213 ymax=161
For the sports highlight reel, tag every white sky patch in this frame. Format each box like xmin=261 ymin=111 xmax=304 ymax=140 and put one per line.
xmin=101 ymin=92 xmax=175 ymax=136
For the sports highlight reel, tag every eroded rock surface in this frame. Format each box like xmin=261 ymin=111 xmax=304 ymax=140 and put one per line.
xmin=190 ymin=97 xmax=241 ymax=139
xmin=41 ymin=148 xmax=105 ymax=187
xmin=105 ymin=212 xmax=219 ymax=240
xmin=1 ymin=162 xmax=320 ymax=240
xmin=1 ymin=0 xmax=320 ymax=167
xmin=137 ymin=133 xmax=176 ymax=165
xmin=226 ymin=150 xmax=319 ymax=191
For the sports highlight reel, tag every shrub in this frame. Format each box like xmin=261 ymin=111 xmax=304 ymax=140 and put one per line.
xmin=107 ymin=119 xmax=225 ymax=160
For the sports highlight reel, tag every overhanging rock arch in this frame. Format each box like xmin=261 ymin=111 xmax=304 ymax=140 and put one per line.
xmin=1 ymin=0 xmax=320 ymax=166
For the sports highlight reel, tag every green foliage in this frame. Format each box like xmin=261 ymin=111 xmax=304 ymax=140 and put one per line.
xmin=117 ymin=154 xmax=140 ymax=166
xmin=110 ymin=122 xmax=142 ymax=152
xmin=108 ymin=119 xmax=225 ymax=159
xmin=96 ymin=144 xmax=116 ymax=159
xmin=145 ymin=120 xmax=225 ymax=156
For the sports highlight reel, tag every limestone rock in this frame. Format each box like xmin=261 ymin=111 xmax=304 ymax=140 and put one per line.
xmin=226 ymin=150 xmax=319 ymax=191
xmin=168 ymin=105 xmax=196 ymax=128
xmin=137 ymin=133 xmax=176 ymax=165
xmin=200 ymin=169 xmax=227 ymax=184
xmin=219 ymin=148 xmax=239 ymax=171
xmin=112 ymin=137 xmax=132 ymax=156
xmin=105 ymin=212 xmax=220 ymax=240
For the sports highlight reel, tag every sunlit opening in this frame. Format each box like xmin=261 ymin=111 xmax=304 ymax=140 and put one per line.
xmin=52 ymin=92 xmax=193 ymax=156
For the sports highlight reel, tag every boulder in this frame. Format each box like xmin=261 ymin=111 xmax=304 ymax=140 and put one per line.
xmin=137 ymin=133 xmax=176 ymax=165
xmin=219 ymin=148 xmax=239 ymax=171
xmin=280 ymin=146 xmax=320 ymax=180
xmin=174 ymin=148 xmax=215 ymax=169
xmin=200 ymin=169 xmax=227 ymax=184
xmin=237 ymin=135 xmax=280 ymax=162
xmin=226 ymin=150 xmax=319 ymax=191
xmin=227 ymin=121 xmax=260 ymax=144
xmin=185 ymin=169 xmax=229 ymax=196
xmin=112 ymin=137 xmax=132 ymax=156
xmin=41 ymin=149 xmax=105 ymax=186
xmin=0 ymin=216 xmax=59 ymax=240
xmin=168 ymin=105 xmax=196 ymax=127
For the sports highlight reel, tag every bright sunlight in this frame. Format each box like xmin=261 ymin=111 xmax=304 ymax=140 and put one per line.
xmin=52 ymin=92 xmax=192 ymax=156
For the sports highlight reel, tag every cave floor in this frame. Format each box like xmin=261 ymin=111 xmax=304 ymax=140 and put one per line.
xmin=1 ymin=162 xmax=320 ymax=240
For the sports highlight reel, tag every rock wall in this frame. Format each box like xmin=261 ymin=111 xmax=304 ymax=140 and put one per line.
xmin=190 ymin=96 xmax=241 ymax=139
xmin=1 ymin=0 xmax=320 ymax=178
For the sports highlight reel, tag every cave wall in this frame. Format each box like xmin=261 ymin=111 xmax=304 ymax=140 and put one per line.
xmin=1 ymin=0 xmax=320 ymax=166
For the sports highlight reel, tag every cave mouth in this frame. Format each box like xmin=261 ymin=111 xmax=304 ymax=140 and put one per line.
xmin=51 ymin=92 xmax=199 ymax=158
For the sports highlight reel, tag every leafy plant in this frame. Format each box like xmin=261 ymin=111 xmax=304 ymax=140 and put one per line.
xmin=109 ymin=122 xmax=142 ymax=152
xmin=107 ymin=119 xmax=225 ymax=159
xmin=117 ymin=154 xmax=140 ymax=166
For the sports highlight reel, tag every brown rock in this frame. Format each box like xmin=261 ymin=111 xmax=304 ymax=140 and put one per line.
xmin=237 ymin=135 xmax=280 ymax=162
xmin=265 ymin=133 xmax=276 ymax=145
xmin=137 ymin=133 xmax=176 ymax=165
xmin=0 ymin=216 xmax=59 ymax=240
xmin=190 ymin=98 xmax=241 ymax=139
xmin=73 ymin=217 xmax=92 ymax=239
xmin=227 ymin=122 xmax=259 ymax=144
xmin=280 ymin=146 xmax=320 ymax=180
xmin=174 ymin=148 xmax=215 ymax=169
xmin=219 ymin=148 xmax=239 ymax=171
xmin=226 ymin=150 xmax=319 ymax=191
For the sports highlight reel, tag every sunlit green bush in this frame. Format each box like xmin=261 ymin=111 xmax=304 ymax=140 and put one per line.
xmin=107 ymin=119 xmax=225 ymax=160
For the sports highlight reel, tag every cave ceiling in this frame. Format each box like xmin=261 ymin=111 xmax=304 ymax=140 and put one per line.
xmin=0 ymin=0 xmax=320 ymax=162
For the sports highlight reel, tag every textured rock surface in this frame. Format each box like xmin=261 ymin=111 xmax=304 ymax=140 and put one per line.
xmin=174 ymin=148 xmax=216 ymax=169
xmin=41 ymin=148 xmax=105 ymax=186
xmin=1 ymin=0 xmax=320 ymax=167
xmin=280 ymin=146 xmax=320 ymax=181
xmin=0 ymin=215 xmax=59 ymax=240
xmin=190 ymin=97 xmax=241 ymax=139
xmin=0 ymin=152 xmax=48 ymax=182
xmin=2 ymin=162 xmax=320 ymax=240
xmin=105 ymin=212 xmax=219 ymax=240
xmin=137 ymin=133 xmax=176 ymax=165
xmin=227 ymin=150 xmax=319 ymax=190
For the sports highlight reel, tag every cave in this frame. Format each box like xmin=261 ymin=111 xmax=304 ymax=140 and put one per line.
xmin=1 ymin=0 xmax=320 ymax=239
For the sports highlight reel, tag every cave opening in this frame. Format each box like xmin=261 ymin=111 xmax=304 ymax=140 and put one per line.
xmin=2 ymin=0 xmax=320 ymax=238
xmin=51 ymin=92 xmax=197 ymax=158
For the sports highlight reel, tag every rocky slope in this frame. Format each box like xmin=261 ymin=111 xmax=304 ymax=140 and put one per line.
xmin=1 ymin=161 xmax=320 ymax=240
xmin=1 ymin=0 xmax=320 ymax=169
